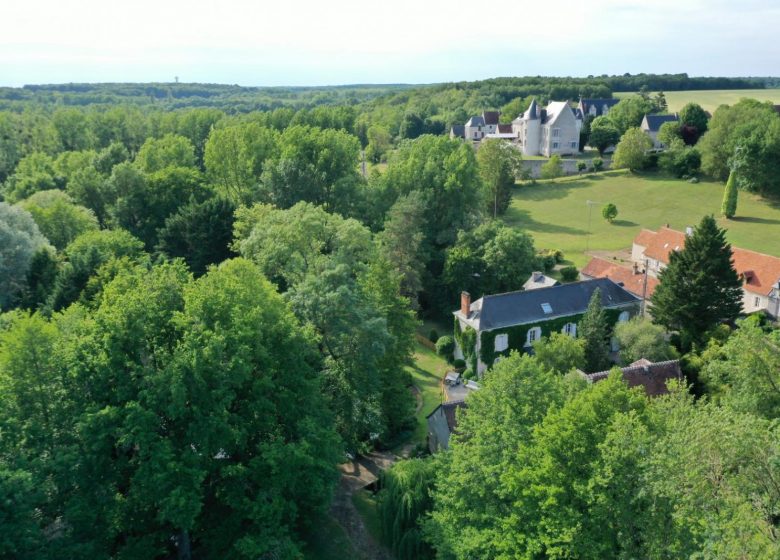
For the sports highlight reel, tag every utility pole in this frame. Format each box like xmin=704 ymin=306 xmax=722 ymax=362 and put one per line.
xmin=585 ymin=199 xmax=599 ymax=253
xmin=641 ymin=258 xmax=649 ymax=317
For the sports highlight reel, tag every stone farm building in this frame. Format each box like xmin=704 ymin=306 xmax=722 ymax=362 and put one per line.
xmin=453 ymin=278 xmax=640 ymax=375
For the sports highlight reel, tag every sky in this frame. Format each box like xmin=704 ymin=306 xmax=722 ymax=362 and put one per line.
xmin=1 ymin=0 xmax=777 ymax=87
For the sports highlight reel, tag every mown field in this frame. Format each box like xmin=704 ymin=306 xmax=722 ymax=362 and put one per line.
xmin=615 ymin=89 xmax=778 ymax=112
xmin=504 ymin=171 xmax=780 ymax=268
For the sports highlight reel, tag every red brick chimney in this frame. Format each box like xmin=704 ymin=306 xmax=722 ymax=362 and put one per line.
xmin=460 ymin=291 xmax=471 ymax=317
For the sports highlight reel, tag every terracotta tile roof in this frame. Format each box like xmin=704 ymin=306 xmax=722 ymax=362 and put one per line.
xmin=732 ymin=247 xmax=780 ymax=296
xmin=497 ymin=123 xmax=513 ymax=133
xmin=634 ymin=227 xmax=780 ymax=297
xmin=581 ymin=257 xmax=659 ymax=298
xmin=584 ymin=359 xmax=683 ymax=397
xmin=642 ymin=227 xmax=687 ymax=262
xmin=634 ymin=229 xmax=657 ymax=247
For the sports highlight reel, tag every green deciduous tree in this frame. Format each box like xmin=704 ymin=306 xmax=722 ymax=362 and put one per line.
xmin=601 ymin=202 xmax=618 ymax=223
xmin=698 ymin=99 xmax=780 ymax=196
xmin=259 ymin=124 xmax=361 ymax=212
xmin=2 ymin=152 xmax=58 ymax=203
xmin=134 ymin=133 xmax=197 ymax=172
xmin=379 ymin=458 xmax=436 ymax=560
xmin=532 ymin=332 xmax=585 ymax=374
xmin=539 ymin=154 xmax=564 ymax=180
xmin=110 ymin=163 xmax=209 ymax=249
xmin=0 ymin=259 xmax=342 ymax=558
xmin=614 ymin=316 xmax=678 ymax=365
xmin=18 ymin=190 xmax=98 ymax=250
xmin=427 ymin=354 xmax=572 ymax=559
xmin=579 ymin=288 xmax=611 ymax=373
xmin=701 ymin=320 xmax=780 ymax=419
xmin=657 ymin=120 xmax=682 ymax=147
xmin=607 ymin=95 xmax=655 ymax=135
xmin=651 ymin=215 xmax=743 ymax=348
xmin=500 ymin=372 xmax=648 ymax=558
xmin=156 ymin=197 xmax=236 ymax=276
xmin=477 ymin=138 xmax=521 ymax=217
xmin=203 ymin=122 xmax=279 ymax=204
xmin=376 ymin=191 xmax=428 ymax=309
xmin=658 ymin=139 xmax=701 ymax=177
xmin=0 ymin=203 xmax=52 ymax=309
xmin=48 ymin=228 xmax=146 ymax=310
xmin=679 ymin=102 xmax=709 ymax=144
xmin=612 ymin=127 xmax=653 ymax=171
xmin=443 ymin=221 xmax=536 ymax=302
xmin=587 ymin=116 xmax=620 ymax=156
xmin=237 ymin=202 xmax=415 ymax=447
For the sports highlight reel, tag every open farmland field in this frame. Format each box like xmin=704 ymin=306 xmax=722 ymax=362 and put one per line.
xmin=615 ymin=89 xmax=779 ymax=112
xmin=504 ymin=171 xmax=780 ymax=268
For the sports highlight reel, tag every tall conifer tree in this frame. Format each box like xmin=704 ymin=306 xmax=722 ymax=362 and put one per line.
xmin=651 ymin=215 xmax=743 ymax=347
xmin=580 ymin=288 xmax=611 ymax=373
xmin=721 ymin=170 xmax=738 ymax=218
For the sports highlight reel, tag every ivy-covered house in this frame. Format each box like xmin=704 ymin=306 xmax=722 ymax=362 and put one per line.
xmin=453 ymin=278 xmax=641 ymax=376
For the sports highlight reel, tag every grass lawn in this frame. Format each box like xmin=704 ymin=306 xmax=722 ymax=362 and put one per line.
xmin=615 ymin=89 xmax=779 ymax=113
xmin=352 ymin=489 xmax=383 ymax=545
xmin=302 ymin=513 xmax=360 ymax=560
xmin=404 ymin=341 xmax=448 ymax=446
xmin=504 ymin=171 xmax=780 ymax=268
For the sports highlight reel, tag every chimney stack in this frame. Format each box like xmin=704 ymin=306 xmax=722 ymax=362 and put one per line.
xmin=532 ymin=271 xmax=543 ymax=282
xmin=685 ymin=226 xmax=693 ymax=236
xmin=460 ymin=291 xmax=471 ymax=317
xmin=632 ymin=262 xmax=639 ymax=275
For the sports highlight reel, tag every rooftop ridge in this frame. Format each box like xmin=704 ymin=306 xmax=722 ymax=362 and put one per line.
xmin=480 ymin=277 xmax=620 ymax=301
xmin=586 ymin=359 xmax=682 ymax=379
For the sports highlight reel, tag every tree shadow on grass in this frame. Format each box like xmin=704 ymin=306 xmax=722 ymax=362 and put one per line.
xmin=610 ymin=219 xmax=639 ymax=227
xmin=504 ymin=207 xmax=588 ymax=235
xmin=515 ymin=179 xmax=592 ymax=202
xmin=729 ymin=216 xmax=780 ymax=225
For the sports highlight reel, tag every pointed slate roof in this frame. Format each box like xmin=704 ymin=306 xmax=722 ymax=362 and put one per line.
xmin=643 ymin=114 xmax=679 ymax=132
xmin=524 ymin=99 xmax=539 ymax=120
xmin=465 ymin=115 xmax=485 ymax=127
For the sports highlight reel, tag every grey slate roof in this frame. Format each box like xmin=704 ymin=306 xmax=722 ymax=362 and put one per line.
xmin=426 ymin=400 xmax=467 ymax=431
xmin=466 ymin=278 xmax=639 ymax=331
xmin=466 ymin=115 xmax=485 ymax=127
xmin=483 ymin=111 xmax=500 ymax=125
xmin=524 ymin=99 xmax=539 ymax=120
xmin=450 ymin=124 xmax=465 ymax=138
xmin=643 ymin=114 xmax=679 ymax=132
xmin=579 ymin=98 xmax=620 ymax=116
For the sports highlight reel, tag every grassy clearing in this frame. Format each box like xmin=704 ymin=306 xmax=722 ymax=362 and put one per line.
xmin=404 ymin=341 xmax=448 ymax=446
xmin=615 ymin=89 xmax=779 ymax=112
xmin=302 ymin=513 xmax=360 ymax=560
xmin=504 ymin=172 xmax=780 ymax=268
xmin=352 ymin=489 xmax=383 ymax=545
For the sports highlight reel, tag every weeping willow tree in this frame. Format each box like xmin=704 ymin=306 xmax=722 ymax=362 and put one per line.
xmin=378 ymin=457 xmax=436 ymax=559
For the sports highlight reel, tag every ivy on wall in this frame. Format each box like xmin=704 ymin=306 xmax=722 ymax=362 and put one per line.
xmin=453 ymin=316 xmax=478 ymax=374
xmin=475 ymin=305 xmax=639 ymax=369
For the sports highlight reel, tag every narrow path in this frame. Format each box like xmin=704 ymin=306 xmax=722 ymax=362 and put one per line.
xmin=330 ymin=451 xmax=398 ymax=560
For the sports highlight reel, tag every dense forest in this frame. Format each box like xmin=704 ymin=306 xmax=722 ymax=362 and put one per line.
xmin=1 ymin=74 xmax=780 ymax=558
